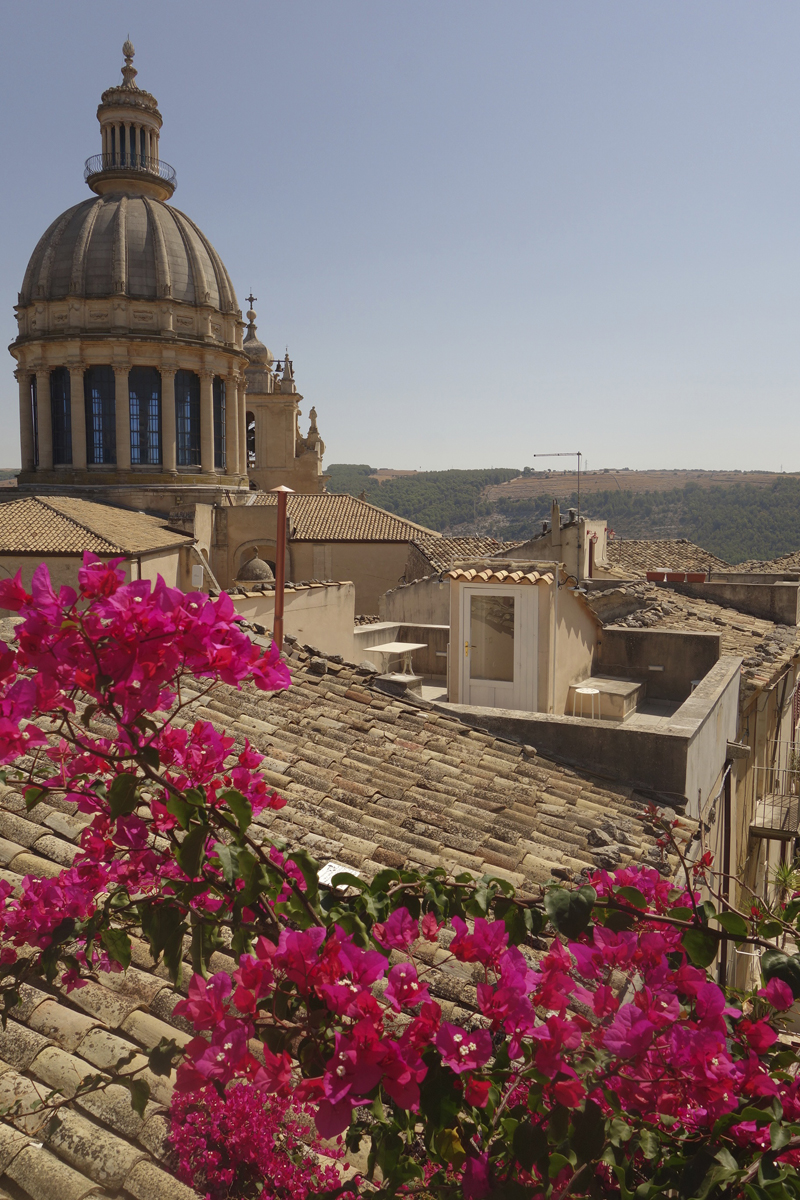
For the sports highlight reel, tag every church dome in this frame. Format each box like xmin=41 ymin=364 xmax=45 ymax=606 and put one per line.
xmin=236 ymin=553 xmax=275 ymax=583
xmin=19 ymin=194 xmax=238 ymax=313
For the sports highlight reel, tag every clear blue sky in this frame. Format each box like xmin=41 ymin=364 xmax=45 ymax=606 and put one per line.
xmin=1 ymin=1 xmax=799 ymax=472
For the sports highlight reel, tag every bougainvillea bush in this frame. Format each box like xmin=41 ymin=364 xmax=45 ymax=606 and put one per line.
xmin=2 ymin=558 xmax=800 ymax=1199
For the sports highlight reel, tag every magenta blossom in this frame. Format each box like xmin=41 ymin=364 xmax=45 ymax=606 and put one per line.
xmin=435 ymin=1023 xmax=492 ymax=1075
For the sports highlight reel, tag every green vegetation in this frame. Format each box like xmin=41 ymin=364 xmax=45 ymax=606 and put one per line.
xmin=325 ymin=464 xmax=519 ymax=532
xmin=326 ymin=466 xmax=800 ymax=564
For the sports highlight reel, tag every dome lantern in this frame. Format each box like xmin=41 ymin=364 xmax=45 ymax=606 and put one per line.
xmin=85 ymin=40 xmax=176 ymax=202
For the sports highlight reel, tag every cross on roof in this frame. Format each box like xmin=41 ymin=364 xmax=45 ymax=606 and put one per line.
xmin=245 ymin=292 xmax=257 ymax=310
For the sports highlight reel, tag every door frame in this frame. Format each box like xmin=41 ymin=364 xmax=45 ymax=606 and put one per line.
xmin=459 ymin=584 xmax=537 ymax=711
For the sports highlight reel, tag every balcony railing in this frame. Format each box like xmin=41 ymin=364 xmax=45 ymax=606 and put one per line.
xmin=84 ymin=154 xmax=177 ymax=189
xmin=750 ymin=740 xmax=800 ymax=841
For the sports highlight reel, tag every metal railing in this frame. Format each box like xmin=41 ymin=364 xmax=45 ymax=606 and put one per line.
xmin=750 ymin=739 xmax=800 ymax=841
xmin=84 ymin=154 xmax=177 ymax=188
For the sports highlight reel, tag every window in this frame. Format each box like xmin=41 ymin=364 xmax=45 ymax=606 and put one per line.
xmin=50 ymin=368 xmax=72 ymax=465
xmin=129 ymin=367 xmax=161 ymax=465
xmin=246 ymin=411 xmax=256 ymax=469
xmin=213 ymin=377 xmax=226 ymax=470
xmin=30 ymin=375 xmax=38 ymax=467
xmin=139 ymin=128 xmax=146 ymax=166
xmin=175 ymin=370 xmax=200 ymax=467
xmin=84 ymin=366 xmax=116 ymax=465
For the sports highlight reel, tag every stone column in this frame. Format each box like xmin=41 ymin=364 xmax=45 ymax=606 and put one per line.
xmin=144 ymin=127 xmax=151 ymax=166
xmin=16 ymin=371 xmax=35 ymax=472
xmin=225 ymin=373 xmax=239 ymax=475
xmin=200 ymin=371 xmax=215 ymax=474
xmin=69 ymin=366 xmax=87 ymax=470
xmin=161 ymin=369 xmax=177 ymax=473
xmin=114 ymin=366 xmax=131 ymax=469
xmin=238 ymin=376 xmax=248 ymax=476
xmin=35 ymin=369 xmax=52 ymax=470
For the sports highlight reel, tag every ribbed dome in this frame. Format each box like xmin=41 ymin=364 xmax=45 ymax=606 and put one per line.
xmin=19 ymin=193 xmax=238 ymax=313
xmin=236 ymin=554 xmax=274 ymax=583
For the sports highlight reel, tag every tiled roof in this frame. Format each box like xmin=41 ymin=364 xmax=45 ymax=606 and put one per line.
xmin=606 ymin=539 xmax=730 ymax=577
xmin=587 ymin=582 xmax=800 ymax=699
xmin=410 ymin=536 xmax=522 ymax=574
xmin=252 ymin=493 xmax=438 ymax=542
xmin=735 ymin=550 xmax=800 ymax=574
xmin=0 ymin=497 xmax=192 ymax=557
xmin=0 ymin=631 xmax=689 ymax=1196
xmin=446 ymin=567 xmax=554 ymax=586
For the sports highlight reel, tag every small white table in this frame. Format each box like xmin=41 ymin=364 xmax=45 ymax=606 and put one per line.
xmin=573 ymin=686 xmax=600 ymax=720
xmin=365 ymin=641 xmax=428 ymax=675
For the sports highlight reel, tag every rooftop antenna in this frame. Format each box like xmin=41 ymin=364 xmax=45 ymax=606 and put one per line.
xmin=533 ymin=451 xmax=582 ymax=525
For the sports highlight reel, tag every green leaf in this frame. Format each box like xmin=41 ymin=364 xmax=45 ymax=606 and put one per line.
xmin=639 ymin=1129 xmax=660 ymax=1159
xmin=771 ymin=1122 xmax=791 ymax=1152
xmin=545 ymin=885 xmax=596 ymax=940
xmin=214 ymin=843 xmax=240 ymax=886
xmin=571 ymin=1099 xmax=605 ymax=1164
xmin=140 ymin=745 xmax=160 ymax=771
xmin=681 ymin=928 xmax=719 ymax=968
xmin=615 ymin=886 xmax=648 ymax=910
xmin=433 ymin=1128 xmax=466 ymax=1169
xmin=762 ymin=949 xmax=800 ymax=1000
xmin=166 ymin=795 xmax=191 ymax=830
xmin=100 ymin=928 xmax=131 ymax=969
xmin=715 ymin=911 xmax=749 ymax=939
xmin=117 ymin=1076 xmax=150 ymax=1117
xmin=23 ymin=786 xmax=46 ymax=812
xmin=221 ymin=789 xmax=252 ymax=836
xmin=513 ymin=1119 xmax=549 ymax=1171
xmin=148 ymin=1037 xmax=180 ymax=1077
xmin=496 ymin=898 xmax=529 ymax=946
xmin=759 ymin=919 xmax=784 ymax=941
xmin=608 ymin=1117 xmax=633 ymax=1147
xmin=175 ymin=824 xmax=207 ymax=879
xmin=108 ymin=773 xmax=139 ymax=819
xmin=330 ymin=872 xmax=366 ymax=892
xmin=548 ymin=1152 xmax=573 ymax=1179
xmin=668 ymin=906 xmax=693 ymax=922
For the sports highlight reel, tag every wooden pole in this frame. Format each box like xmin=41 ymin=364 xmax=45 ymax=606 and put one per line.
xmin=271 ymin=486 xmax=293 ymax=653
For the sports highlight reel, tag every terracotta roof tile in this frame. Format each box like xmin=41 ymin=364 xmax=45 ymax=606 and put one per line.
xmin=252 ymin=492 xmax=438 ymax=541
xmin=0 ymin=638 xmax=693 ymax=1198
xmin=606 ymin=538 xmax=730 ymax=577
xmin=0 ymin=497 xmax=192 ymax=557
xmin=409 ymin=536 xmax=524 ymax=574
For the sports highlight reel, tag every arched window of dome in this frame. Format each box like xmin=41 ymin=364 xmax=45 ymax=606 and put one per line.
xmin=213 ymin=377 xmax=226 ymax=470
xmin=50 ymin=368 xmax=72 ymax=466
xmin=84 ymin=366 xmax=116 ymax=465
xmin=246 ymin=410 xmax=256 ymax=468
xmin=129 ymin=367 xmax=162 ymax=466
xmin=175 ymin=370 xmax=201 ymax=467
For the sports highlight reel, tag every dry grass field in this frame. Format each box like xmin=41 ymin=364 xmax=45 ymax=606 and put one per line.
xmin=484 ymin=468 xmax=799 ymax=502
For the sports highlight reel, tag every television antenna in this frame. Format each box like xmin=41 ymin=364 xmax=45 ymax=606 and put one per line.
xmin=533 ymin=451 xmax=582 ymax=525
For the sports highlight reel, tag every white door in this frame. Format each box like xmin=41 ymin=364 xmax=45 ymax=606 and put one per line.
xmin=460 ymin=586 xmax=537 ymax=711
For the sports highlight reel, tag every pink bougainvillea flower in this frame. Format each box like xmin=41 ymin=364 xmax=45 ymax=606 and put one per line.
xmin=758 ymin=977 xmax=795 ymax=1011
xmin=603 ymin=1005 xmax=655 ymax=1059
xmin=464 ymin=1076 xmax=492 ymax=1108
xmin=449 ymin=916 xmax=508 ymax=966
xmin=421 ymin=911 xmax=443 ymax=941
xmin=174 ymin=972 xmax=232 ymax=1031
xmin=371 ymin=906 xmax=418 ymax=950
xmin=462 ymin=1152 xmax=491 ymax=1200
xmin=741 ymin=1018 xmax=779 ymax=1054
xmin=435 ymin=1023 xmax=492 ymax=1075
xmin=384 ymin=962 xmax=430 ymax=1012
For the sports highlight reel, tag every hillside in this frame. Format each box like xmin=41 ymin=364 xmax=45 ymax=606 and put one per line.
xmin=326 ymin=465 xmax=800 ymax=565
